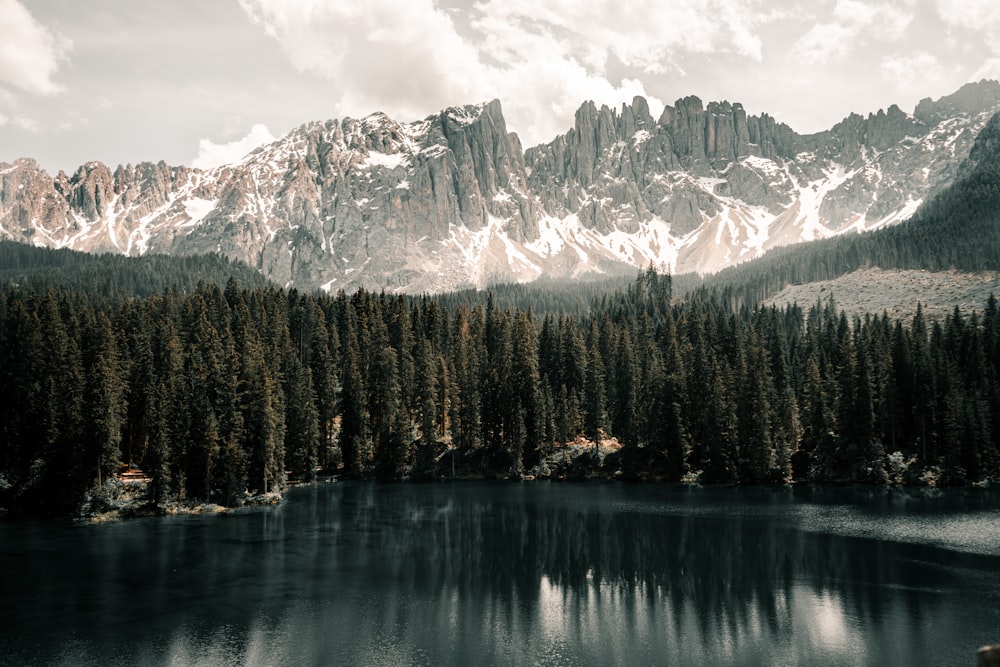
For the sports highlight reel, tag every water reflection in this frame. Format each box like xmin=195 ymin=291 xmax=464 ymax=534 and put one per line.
xmin=3 ymin=483 xmax=1000 ymax=665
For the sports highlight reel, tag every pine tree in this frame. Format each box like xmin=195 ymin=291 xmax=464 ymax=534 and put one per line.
xmin=119 ymin=301 xmax=155 ymax=470
xmin=182 ymin=304 xmax=226 ymax=499
xmin=737 ymin=325 xmax=774 ymax=484
xmin=148 ymin=318 xmax=185 ymax=503
xmin=338 ymin=304 xmax=369 ymax=477
xmin=612 ymin=327 xmax=639 ymax=448
xmin=583 ymin=339 xmax=608 ymax=450
xmin=284 ymin=354 xmax=321 ymax=482
xmin=910 ymin=305 xmax=935 ymax=463
xmin=799 ymin=353 xmax=834 ymax=480
xmin=511 ymin=309 xmax=543 ymax=472
xmin=481 ymin=297 xmax=513 ymax=460
xmin=238 ymin=318 xmax=286 ymax=495
xmin=450 ymin=306 xmax=482 ymax=453
xmin=416 ymin=338 xmax=439 ymax=446
xmin=86 ymin=312 xmax=126 ymax=487
xmin=371 ymin=344 xmax=407 ymax=480
xmin=655 ymin=331 xmax=689 ymax=478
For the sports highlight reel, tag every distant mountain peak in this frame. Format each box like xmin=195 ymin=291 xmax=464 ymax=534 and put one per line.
xmin=915 ymin=79 xmax=1000 ymax=124
xmin=2 ymin=82 xmax=1000 ymax=293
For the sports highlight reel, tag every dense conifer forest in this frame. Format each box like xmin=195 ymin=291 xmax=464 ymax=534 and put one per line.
xmin=0 ymin=241 xmax=271 ymax=298
xmin=1 ymin=263 xmax=998 ymax=516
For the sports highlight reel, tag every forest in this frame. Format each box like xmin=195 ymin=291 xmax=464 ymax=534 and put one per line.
xmin=4 ymin=114 xmax=1000 ymax=517
xmin=1 ymin=264 xmax=998 ymax=516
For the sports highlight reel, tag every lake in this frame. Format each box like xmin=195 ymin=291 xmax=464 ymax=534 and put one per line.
xmin=2 ymin=483 xmax=1000 ymax=666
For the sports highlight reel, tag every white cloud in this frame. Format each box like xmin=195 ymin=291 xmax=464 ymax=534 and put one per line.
xmin=935 ymin=0 xmax=1000 ymax=33
xmin=880 ymin=51 xmax=947 ymax=91
xmin=933 ymin=0 xmax=1000 ymax=82
xmin=239 ymin=0 xmax=489 ymax=122
xmin=56 ymin=110 xmax=89 ymax=132
xmin=0 ymin=0 xmax=71 ymax=95
xmin=793 ymin=0 xmax=913 ymax=64
xmin=474 ymin=0 xmax=768 ymax=71
xmin=972 ymin=58 xmax=1000 ymax=81
xmin=237 ymin=0 xmax=776 ymax=146
xmin=935 ymin=0 xmax=1000 ymax=76
xmin=793 ymin=21 xmax=856 ymax=64
xmin=191 ymin=123 xmax=275 ymax=170
xmin=221 ymin=115 xmax=248 ymax=139
xmin=11 ymin=115 xmax=39 ymax=132
xmin=0 ymin=112 xmax=7 ymax=126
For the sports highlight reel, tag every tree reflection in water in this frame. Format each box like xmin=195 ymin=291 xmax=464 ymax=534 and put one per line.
xmin=4 ymin=483 xmax=1000 ymax=665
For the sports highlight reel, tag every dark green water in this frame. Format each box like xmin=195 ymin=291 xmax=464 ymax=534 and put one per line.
xmin=3 ymin=483 xmax=1000 ymax=666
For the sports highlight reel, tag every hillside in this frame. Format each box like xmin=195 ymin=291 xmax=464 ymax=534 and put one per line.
xmin=763 ymin=267 xmax=1000 ymax=321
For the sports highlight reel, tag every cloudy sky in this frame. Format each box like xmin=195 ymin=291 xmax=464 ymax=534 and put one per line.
xmin=2 ymin=0 xmax=999 ymax=173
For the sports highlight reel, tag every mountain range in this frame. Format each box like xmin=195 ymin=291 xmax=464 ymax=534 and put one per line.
xmin=3 ymin=80 xmax=1000 ymax=293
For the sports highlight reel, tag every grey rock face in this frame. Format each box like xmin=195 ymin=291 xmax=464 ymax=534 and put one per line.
xmin=2 ymin=82 xmax=1000 ymax=292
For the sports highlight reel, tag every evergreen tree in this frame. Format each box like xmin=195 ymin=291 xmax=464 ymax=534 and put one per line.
xmin=511 ymin=310 xmax=543 ymax=471
xmin=612 ymin=327 xmax=639 ymax=448
xmin=148 ymin=319 xmax=185 ymax=503
xmin=737 ymin=325 xmax=774 ymax=484
xmin=338 ymin=305 xmax=368 ymax=477
xmin=584 ymin=339 xmax=608 ymax=450
xmin=85 ymin=312 xmax=127 ymax=487
xmin=371 ymin=344 xmax=407 ymax=480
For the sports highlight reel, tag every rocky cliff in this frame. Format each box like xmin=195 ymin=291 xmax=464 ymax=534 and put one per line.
xmin=3 ymin=80 xmax=1000 ymax=292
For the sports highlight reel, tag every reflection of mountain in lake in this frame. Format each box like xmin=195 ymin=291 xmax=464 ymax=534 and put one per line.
xmin=4 ymin=483 xmax=999 ymax=665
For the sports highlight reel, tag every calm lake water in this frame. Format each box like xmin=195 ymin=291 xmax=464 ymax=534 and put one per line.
xmin=3 ymin=483 xmax=1000 ymax=666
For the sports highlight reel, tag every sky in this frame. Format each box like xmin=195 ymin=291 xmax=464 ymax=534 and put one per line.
xmin=1 ymin=0 xmax=999 ymax=174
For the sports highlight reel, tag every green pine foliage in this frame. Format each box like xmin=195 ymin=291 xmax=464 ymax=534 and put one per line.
xmin=3 ymin=264 xmax=1000 ymax=517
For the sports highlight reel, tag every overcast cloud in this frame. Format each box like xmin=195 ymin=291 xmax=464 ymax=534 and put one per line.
xmin=0 ymin=0 xmax=70 ymax=95
xmin=1 ymin=0 xmax=999 ymax=173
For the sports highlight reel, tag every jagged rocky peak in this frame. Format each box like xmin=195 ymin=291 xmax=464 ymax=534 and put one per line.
xmin=915 ymin=79 xmax=1000 ymax=125
xmin=64 ymin=161 xmax=116 ymax=222
xmin=568 ymin=96 xmax=656 ymax=149
xmin=820 ymin=102 xmax=927 ymax=159
xmin=343 ymin=110 xmax=419 ymax=156
xmin=412 ymin=99 xmax=536 ymax=238
xmin=3 ymin=82 xmax=1000 ymax=293
xmin=865 ymin=104 xmax=923 ymax=149
xmin=0 ymin=159 xmax=66 ymax=237
xmin=657 ymin=94 xmax=801 ymax=163
xmin=443 ymin=99 xmax=500 ymax=125
xmin=0 ymin=158 xmax=46 ymax=194
xmin=528 ymin=92 xmax=802 ymax=193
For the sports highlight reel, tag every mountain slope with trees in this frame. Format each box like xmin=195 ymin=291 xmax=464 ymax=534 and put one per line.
xmin=695 ymin=112 xmax=1000 ymax=307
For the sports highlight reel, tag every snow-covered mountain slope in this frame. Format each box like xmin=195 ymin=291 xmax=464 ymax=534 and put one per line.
xmin=2 ymin=81 xmax=999 ymax=293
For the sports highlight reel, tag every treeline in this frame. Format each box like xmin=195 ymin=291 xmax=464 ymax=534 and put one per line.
xmin=2 ymin=268 xmax=998 ymax=515
xmin=0 ymin=241 xmax=271 ymax=299
xmin=433 ymin=271 xmax=704 ymax=316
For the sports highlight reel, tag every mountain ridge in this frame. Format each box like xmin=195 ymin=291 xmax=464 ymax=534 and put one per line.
xmin=3 ymin=80 xmax=1000 ymax=292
